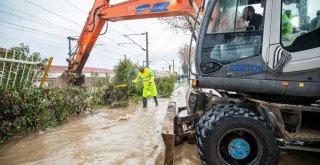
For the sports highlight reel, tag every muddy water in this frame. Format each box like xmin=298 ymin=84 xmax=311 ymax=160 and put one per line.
xmin=0 ymin=98 xmax=169 ymax=165
xmin=0 ymin=84 xmax=319 ymax=165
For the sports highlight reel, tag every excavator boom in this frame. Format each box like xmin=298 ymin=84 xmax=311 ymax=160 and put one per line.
xmin=65 ymin=0 xmax=201 ymax=79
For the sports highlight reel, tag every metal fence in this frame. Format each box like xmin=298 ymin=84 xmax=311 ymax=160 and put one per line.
xmin=0 ymin=50 xmax=46 ymax=88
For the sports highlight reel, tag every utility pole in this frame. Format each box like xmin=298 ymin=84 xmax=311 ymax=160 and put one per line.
xmin=143 ymin=60 xmax=153 ymax=67
xmin=67 ymin=36 xmax=77 ymax=58
xmin=146 ymin=32 xmax=149 ymax=68
xmin=171 ymin=60 xmax=175 ymax=73
xmin=120 ymin=32 xmax=149 ymax=67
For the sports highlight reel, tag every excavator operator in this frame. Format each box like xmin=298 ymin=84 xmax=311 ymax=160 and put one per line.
xmin=242 ymin=6 xmax=263 ymax=31
xmin=133 ymin=66 xmax=159 ymax=108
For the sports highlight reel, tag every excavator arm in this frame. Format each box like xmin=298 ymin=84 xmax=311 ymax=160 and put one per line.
xmin=64 ymin=0 xmax=202 ymax=84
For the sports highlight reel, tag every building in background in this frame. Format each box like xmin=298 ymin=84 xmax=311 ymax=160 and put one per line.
xmin=0 ymin=47 xmax=8 ymax=53
xmin=48 ymin=66 xmax=113 ymax=86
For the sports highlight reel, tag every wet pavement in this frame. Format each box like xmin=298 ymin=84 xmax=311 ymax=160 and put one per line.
xmin=0 ymin=84 xmax=319 ymax=165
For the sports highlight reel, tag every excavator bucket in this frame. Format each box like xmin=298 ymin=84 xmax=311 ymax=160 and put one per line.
xmin=161 ymin=102 xmax=177 ymax=165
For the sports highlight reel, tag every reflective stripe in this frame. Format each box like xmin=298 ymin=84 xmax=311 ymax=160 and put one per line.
xmin=138 ymin=74 xmax=153 ymax=82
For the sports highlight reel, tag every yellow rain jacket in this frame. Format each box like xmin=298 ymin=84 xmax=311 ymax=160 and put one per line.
xmin=133 ymin=68 xmax=158 ymax=98
xmin=282 ymin=12 xmax=293 ymax=36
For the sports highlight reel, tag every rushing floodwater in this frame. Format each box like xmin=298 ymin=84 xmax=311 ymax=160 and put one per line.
xmin=0 ymin=98 xmax=169 ymax=165
xmin=0 ymin=85 xmax=319 ymax=165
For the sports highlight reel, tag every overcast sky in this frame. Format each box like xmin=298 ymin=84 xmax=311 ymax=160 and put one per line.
xmin=0 ymin=0 xmax=191 ymax=71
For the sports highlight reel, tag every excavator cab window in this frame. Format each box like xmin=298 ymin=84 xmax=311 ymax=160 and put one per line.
xmin=200 ymin=0 xmax=264 ymax=73
xmin=280 ymin=0 xmax=320 ymax=52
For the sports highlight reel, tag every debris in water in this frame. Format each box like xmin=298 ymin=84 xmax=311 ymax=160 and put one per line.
xmin=102 ymin=124 xmax=116 ymax=129
xmin=118 ymin=114 xmax=132 ymax=120
xmin=153 ymin=144 xmax=159 ymax=150
xmin=38 ymin=131 xmax=45 ymax=135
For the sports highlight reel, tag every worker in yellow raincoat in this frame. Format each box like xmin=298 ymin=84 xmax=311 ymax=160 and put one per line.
xmin=133 ymin=66 xmax=158 ymax=107
xmin=282 ymin=10 xmax=294 ymax=36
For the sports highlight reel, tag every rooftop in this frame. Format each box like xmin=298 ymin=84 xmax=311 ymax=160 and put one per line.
xmin=50 ymin=66 xmax=113 ymax=73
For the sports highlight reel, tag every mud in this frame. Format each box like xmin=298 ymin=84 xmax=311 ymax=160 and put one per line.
xmin=0 ymin=83 xmax=319 ymax=165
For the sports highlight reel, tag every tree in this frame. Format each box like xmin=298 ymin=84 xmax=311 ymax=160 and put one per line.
xmin=177 ymin=44 xmax=195 ymax=74
xmin=159 ymin=16 xmax=199 ymax=40
xmin=181 ymin=62 xmax=188 ymax=74
xmin=113 ymin=58 xmax=138 ymax=84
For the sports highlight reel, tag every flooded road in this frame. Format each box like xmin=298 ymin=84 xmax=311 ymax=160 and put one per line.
xmin=0 ymin=84 xmax=319 ymax=165
xmin=0 ymin=98 xmax=169 ymax=165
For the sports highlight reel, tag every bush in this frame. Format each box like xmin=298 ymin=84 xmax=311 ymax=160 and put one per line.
xmin=156 ymin=74 xmax=178 ymax=97
xmin=0 ymin=86 xmax=96 ymax=144
xmin=0 ymin=44 xmax=102 ymax=144
xmin=100 ymin=59 xmax=143 ymax=108
xmin=113 ymin=58 xmax=139 ymax=84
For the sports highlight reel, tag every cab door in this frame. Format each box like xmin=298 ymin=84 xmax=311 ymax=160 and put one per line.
xmin=267 ymin=0 xmax=320 ymax=73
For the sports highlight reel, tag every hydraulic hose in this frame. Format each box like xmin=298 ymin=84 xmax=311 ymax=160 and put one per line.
xmin=86 ymin=5 xmax=104 ymax=32
xmin=100 ymin=21 xmax=108 ymax=35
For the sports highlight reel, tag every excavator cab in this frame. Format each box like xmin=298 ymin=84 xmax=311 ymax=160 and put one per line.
xmin=168 ymin=0 xmax=320 ymax=164
xmin=198 ymin=0 xmax=264 ymax=74
xmin=195 ymin=0 xmax=320 ymax=99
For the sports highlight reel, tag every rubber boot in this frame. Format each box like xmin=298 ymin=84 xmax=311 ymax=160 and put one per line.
xmin=143 ymin=97 xmax=147 ymax=108
xmin=153 ymin=96 xmax=159 ymax=106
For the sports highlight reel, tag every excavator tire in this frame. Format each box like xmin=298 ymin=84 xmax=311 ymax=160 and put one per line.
xmin=196 ymin=104 xmax=279 ymax=165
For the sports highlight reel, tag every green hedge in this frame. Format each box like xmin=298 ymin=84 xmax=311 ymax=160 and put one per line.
xmin=156 ymin=75 xmax=178 ymax=97
xmin=0 ymin=58 xmax=178 ymax=144
xmin=0 ymin=86 xmax=94 ymax=144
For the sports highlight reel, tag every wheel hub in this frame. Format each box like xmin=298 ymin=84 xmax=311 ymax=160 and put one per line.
xmin=228 ymin=138 xmax=250 ymax=160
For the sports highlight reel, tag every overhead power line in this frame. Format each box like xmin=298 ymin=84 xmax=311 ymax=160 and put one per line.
xmin=0 ymin=4 xmax=123 ymax=49
xmin=57 ymin=1 xmax=139 ymax=53
xmin=0 ymin=2 xmax=80 ymax=34
xmin=0 ymin=10 xmax=79 ymax=35
xmin=59 ymin=0 xmax=143 ymax=43
xmin=0 ymin=35 xmax=66 ymax=48
xmin=0 ymin=1 xmax=141 ymax=60
xmin=63 ymin=0 xmax=87 ymax=15
xmin=24 ymin=0 xmax=83 ymax=27
xmin=0 ymin=20 xmax=66 ymax=39
xmin=0 ymin=23 xmax=65 ymax=41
